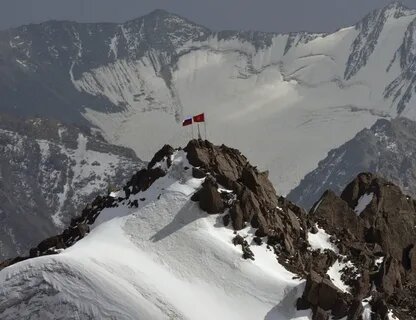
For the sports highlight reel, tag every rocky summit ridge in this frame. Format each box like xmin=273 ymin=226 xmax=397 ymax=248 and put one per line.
xmin=1 ymin=140 xmax=415 ymax=320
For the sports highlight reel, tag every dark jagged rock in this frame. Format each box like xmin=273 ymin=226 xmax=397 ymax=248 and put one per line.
xmin=308 ymin=172 xmax=416 ymax=320
xmin=374 ymin=256 xmax=403 ymax=296
xmin=185 ymin=140 xmax=248 ymax=190
xmin=194 ymin=176 xmax=225 ymax=214
xmin=192 ymin=167 xmax=207 ymax=179
xmin=230 ymin=203 xmax=246 ymax=230
xmin=371 ymin=296 xmax=389 ymax=320
xmin=147 ymin=144 xmax=175 ymax=170
xmin=232 ymin=235 xmax=255 ymax=260
xmin=348 ymin=300 xmax=364 ymax=320
xmin=185 ymin=139 xmax=309 ymax=274
xmin=313 ymin=307 xmax=329 ymax=320
xmin=125 ymin=168 xmax=167 ymax=195
xmin=310 ymin=190 xmax=365 ymax=242
xmin=298 ymin=271 xmax=349 ymax=317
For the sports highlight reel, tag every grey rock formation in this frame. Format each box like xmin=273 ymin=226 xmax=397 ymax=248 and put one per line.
xmin=288 ymin=117 xmax=416 ymax=210
xmin=0 ymin=114 xmax=143 ymax=260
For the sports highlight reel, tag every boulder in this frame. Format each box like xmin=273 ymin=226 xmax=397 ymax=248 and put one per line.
xmin=374 ymin=256 xmax=403 ymax=296
xmin=298 ymin=271 xmax=347 ymax=313
xmin=230 ymin=203 xmax=245 ymax=230
xmin=192 ymin=167 xmax=206 ymax=179
xmin=310 ymin=190 xmax=365 ymax=242
xmin=196 ymin=176 xmax=225 ymax=214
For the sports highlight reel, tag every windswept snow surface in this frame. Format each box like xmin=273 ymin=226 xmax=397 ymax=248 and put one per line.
xmin=0 ymin=151 xmax=312 ymax=320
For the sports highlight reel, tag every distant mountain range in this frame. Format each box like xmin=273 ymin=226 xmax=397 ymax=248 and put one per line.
xmin=4 ymin=3 xmax=416 ymax=194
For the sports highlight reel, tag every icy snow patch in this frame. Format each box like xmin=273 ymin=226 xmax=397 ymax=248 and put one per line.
xmin=362 ymin=298 xmax=373 ymax=320
xmin=308 ymin=225 xmax=338 ymax=253
xmin=354 ymin=192 xmax=374 ymax=214
xmin=388 ymin=310 xmax=399 ymax=320
xmin=375 ymin=256 xmax=384 ymax=267
xmin=326 ymin=259 xmax=354 ymax=293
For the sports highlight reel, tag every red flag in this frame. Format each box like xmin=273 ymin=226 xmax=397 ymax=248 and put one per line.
xmin=193 ymin=113 xmax=205 ymax=123
xmin=182 ymin=117 xmax=193 ymax=126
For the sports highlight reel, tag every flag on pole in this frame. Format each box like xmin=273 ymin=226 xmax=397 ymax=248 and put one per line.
xmin=182 ymin=117 xmax=193 ymax=126
xmin=193 ymin=113 xmax=205 ymax=123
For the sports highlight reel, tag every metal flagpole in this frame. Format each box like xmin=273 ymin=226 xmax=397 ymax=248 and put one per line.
xmin=197 ymin=123 xmax=202 ymax=140
xmin=191 ymin=123 xmax=194 ymax=139
xmin=204 ymin=116 xmax=207 ymax=140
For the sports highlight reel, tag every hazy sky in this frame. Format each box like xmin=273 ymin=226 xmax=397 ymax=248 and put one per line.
xmin=2 ymin=0 xmax=416 ymax=33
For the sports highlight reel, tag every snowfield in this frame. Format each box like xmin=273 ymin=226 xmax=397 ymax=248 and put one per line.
xmin=0 ymin=151 xmax=312 ymax=320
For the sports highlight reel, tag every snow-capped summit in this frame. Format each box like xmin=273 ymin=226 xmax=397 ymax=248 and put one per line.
xmin=0 ymin=141 xmax=310 ymax=320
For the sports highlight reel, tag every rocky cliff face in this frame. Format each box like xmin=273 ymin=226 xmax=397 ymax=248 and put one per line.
xmin=308 ymin=172 xmax=416 ymax=320
xmin=2 ymin=140 xmax=414 ymax=319
xmin=288 ymin=117 xmax=416 ymax=210
xmin=0 ymin=114 xmax=143 ymax=260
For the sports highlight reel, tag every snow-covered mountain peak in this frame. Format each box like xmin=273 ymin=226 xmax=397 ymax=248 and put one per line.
xmin=0 ymin=140 xmax=311 ymax=319
xmin=122 ymin=9 xmax=210 ymax=51
xmin=344 ymin=1 xmax=416 ymax=80
xmin=2 ymin=139 xmax=416 ymax=319
xmin=382 ymin=1 xmax=415 ymax=18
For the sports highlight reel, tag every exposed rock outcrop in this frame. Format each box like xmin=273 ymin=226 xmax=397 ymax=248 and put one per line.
xmin=185 ymin=140 xmax=309 ymax=270
xmin=297 ymin=271 xmax=350 ymax=319
xmin=192 ymin=176 xmax=226 ymax=214
xmin=309 ymin=172 xmax=416 ymax=320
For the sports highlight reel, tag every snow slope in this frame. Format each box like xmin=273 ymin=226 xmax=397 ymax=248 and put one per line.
xmin=0 ymin=151 xmax=311 ymax=320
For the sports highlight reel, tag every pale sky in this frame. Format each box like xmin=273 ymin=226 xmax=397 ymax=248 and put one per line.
xmin=1 ymin=0 xmax=415 ymax=33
